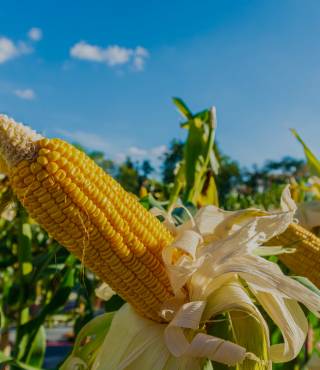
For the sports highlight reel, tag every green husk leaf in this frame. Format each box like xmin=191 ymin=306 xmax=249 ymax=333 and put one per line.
xmin=61 ymin=312 xmax=115 ymax=369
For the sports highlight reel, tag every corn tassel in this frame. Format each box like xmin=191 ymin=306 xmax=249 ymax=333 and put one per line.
xmin=0 ymin=115 xmax=174 ymax=321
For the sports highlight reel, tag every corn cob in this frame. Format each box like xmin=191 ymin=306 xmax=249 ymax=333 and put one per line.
xmin=268 ymin=222 xmax=320 ymax=288
xmin=0 ymin=114 xmax=174 ymax=322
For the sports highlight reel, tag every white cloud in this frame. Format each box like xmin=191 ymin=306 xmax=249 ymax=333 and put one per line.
xmin=14 ymin=88 xmax=36 ymax=100
xmin=56 ymin=129 xmax=166 ymax=168
xmin=150 ymin=145 xmax=167 ymax=157
xmin=133 ymin=46 xmax=149 ymax=71
xmin=70 ymin=42 xmax=104 ymax=62
xmin=128 ymin=146 xmax=147 ymax=156
xmin=115 ymin=152 xmax=126 ymax=163
xmin=28 ymin=27 xmax=42 ymax=42
xmin=0 ymin=36 xmax=32 ymax=64
xmin=57 ymin=129 xmax=110 ymax=152
xmin=0 ymin=37 xmax=18 ymax=63
xmin=70 ymin=41 xmax=149 ymax=70
xmin=128 ymin=145 xmax=167 ymax=161
xmin=104 ymin=45 xmax=132 ymax=66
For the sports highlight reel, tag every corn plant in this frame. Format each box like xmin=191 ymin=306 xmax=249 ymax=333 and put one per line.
xmin=168 ymin=98 xmax=219 ymax=209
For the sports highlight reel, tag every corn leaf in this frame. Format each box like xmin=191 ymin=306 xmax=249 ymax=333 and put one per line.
xmin=19 ymin=258 xmax=76 ymax=362
xmin=291 ymin=129 xmax=320 ymax=176
xmin=184 ymin=120 xmax=205 ymax=194
xmin=25 ymin=325 xmax=46 ymax=368
xmin=0 ymin=351 xmax=42 ymax=370
xmin=197 ymin=175 xmax=219 ymax=207
xmin=172 ymin=97 xmax=193 ymax=120
xmin=18 ymin=222 xmax=33 ymax=276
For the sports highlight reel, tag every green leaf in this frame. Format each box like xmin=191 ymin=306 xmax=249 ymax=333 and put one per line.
xmin=207 ymin=314 xmax=235 ymax=370
xmin=0 ymin=351 xmax=43 ymax=370
xmin=172 ymin=97 xmax=193 ymax=120
xmin=210 ymin=150 xmax=220 ymax=175
xmin=168 ymin=161 xmax=185 ymax=208
xmin=184 ymin=120 xmax=205 ymax=195
xmin=202 ymin=359 xmax=214 ymax=370
xmin=229 ymin=311 xmax=268 ymax=370
xmin=25 ymin=326 xmax=46 ymax=368
xmin=22 ymin=262 xmax=33 ymax=275
xmin=204 ymin=281 xmax=269 ymax=370
xmin=19 ymin=265 xmax=75 ymax=362
xmin=18 ymin=223 xmax=33 ymax=275
xmin=198 ymin=175 xmax=219 ymax=207
xmin=291 ymin=129 xmax=320 ymax=176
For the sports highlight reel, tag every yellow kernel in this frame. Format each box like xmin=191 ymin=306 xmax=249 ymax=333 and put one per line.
xmin=63 ymin=204 xmax=75 ymax=214
xmin=55 ymin=215 xmax=66 ymax=223
xmin=30 ymin=162 xmax=42 ymax=174
xmin=39 ymin=148 xmax=50 ymax=156
xmin=55 ymin=194 xmax=67 ymax=203
xmin=46 ymin=162 xmax=59 ymax=174
xmin=50 ymin=209 xmax=63 ymax=218
xmin=38 ymin=193 xmax=51 ymax=203
xmin=58 ymin=157 xmax=68 ymax=167
xmin=11 ymin=174 xmax=21 ymax=185
xmin=47 ymin=151 xmax=61 ymax=161
xmin=37 ymin=156 xmax=48 ymax=166
xmin=16 ymin=160 xmax=30 ymax=170
xmin=42 ymin=177 xmax=55 ymax=188
xmin=65 ymin=182 xmax=76 ymax=193
xmin=64 ymin=162 xmax=73 ymax=173
xmin=85 ymin=201 xmax=96 ymax=213
xmin=37 ymin=170 xmax=49 ymax=181
xmin=43 ymin=199 xmax=56 ymax=209
xmin=55 ymin=169 xmax=66 ymax=181
xmin=39 ymin=138 xmax=50 ymax=147
xmin=70 ymin=186 xmax=81 ymax=198
xmin=24 ymin=175 xmax=34 ymax=185
xmin=34 ymin=187 xmax=47 ymax=197
xmin=19 ymin=166 xmax=30 ymax=177
xmin=28 ymin=181 xmax=41 ymax=191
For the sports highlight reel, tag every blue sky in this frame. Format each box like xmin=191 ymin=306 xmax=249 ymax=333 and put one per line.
xmin=1 ymin=0 xmax=320 ymax=168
